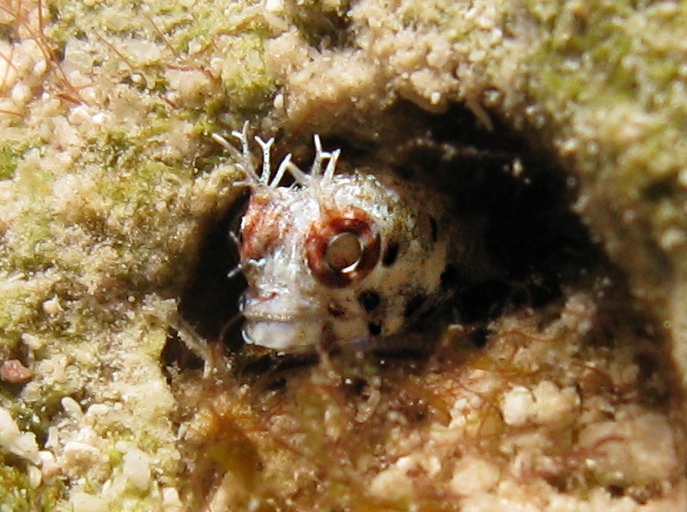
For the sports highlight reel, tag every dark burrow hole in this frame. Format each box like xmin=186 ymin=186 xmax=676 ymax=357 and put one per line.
xmin=361 ymin=103 xmax=602 ymax=325
xmin=167 ymin=103 xmax=602 ymax=371
xmin=162 ymin=194 xmax=249 ymax=373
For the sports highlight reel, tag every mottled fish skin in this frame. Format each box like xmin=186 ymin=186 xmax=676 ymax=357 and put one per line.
xmin=213 ymin=123 xmax=467 ymax=351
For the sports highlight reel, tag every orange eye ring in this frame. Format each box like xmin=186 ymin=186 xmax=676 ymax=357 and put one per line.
xmin=306 ymin=208 xmax=380 ymax=288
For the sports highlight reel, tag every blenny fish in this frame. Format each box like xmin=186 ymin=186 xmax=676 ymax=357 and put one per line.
xmin=213 ymin=123 xmax=479 ymax=351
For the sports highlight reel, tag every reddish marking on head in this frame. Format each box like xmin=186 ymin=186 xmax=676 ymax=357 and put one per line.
xmin=240 ymin=193 xmax=284 ymax=262
xmin=306 ymin=207 xmax=380 ymax=288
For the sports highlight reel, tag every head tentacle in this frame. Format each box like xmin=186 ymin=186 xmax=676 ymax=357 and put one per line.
xmin=213 ymin=123 xmax=343 ymax=190
xmin=211 ymin=122 xmax=261 ymax=187
xmin=253 ymin=136 xmax=276 ymax=184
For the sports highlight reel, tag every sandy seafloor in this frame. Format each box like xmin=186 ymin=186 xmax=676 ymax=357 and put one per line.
xmin=1 ymin=0 xmax=687 ymax=510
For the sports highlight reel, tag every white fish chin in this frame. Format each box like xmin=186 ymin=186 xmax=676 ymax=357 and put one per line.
xmin=242 ymin=320 xmax=322 ymax=351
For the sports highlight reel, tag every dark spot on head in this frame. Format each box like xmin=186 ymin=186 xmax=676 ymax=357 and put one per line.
xmin=429 ymin=215 xmax=438 ymax=243
xmin=358 ymin=290 xmax=381 ymax=312
xmin=403 ymin=294 xmax=428 ymax=318
xmin=368 ymin=321 xmax=382 ymax=336
xmin=327 ymin=302 xmax=346 ymax=317
xmin=440 ymin=264 xmax=458 ymax=290
xmin=382 ymin=241 xmax=399 ymax=267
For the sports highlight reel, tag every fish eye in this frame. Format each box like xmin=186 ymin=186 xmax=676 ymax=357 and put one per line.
xmin=306 ymin=208 xmax=380 ymax=287
xmin=325 ymin=232 xmax=363 ymax=272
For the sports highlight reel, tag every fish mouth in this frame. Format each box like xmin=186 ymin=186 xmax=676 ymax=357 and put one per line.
xmin=239 ymin=290 xmax=325 ymax=350
xmin=241 ymin=316 xmax=323 ymax=351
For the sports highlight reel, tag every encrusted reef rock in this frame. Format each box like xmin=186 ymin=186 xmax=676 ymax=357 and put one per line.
xmin=1 ymin=0 xmax=686 ymax=510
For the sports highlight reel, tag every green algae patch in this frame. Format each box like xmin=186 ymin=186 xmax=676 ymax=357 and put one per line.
xmin=50 ymin=0 xmax=280 ymax=117
xmin=218 ymin=33 xmax=277 ymax=111
xmin=0 ymin=145 xmax=20 ymax=180
xmin=0 ymin=453 xmax=64 ymax=512
xmin=0 ymin=274 xmax=58 ymax=355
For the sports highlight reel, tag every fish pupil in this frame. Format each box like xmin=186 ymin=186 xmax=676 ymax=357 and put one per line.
xmin=326 ymin=232 xmax=363 ymax=272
